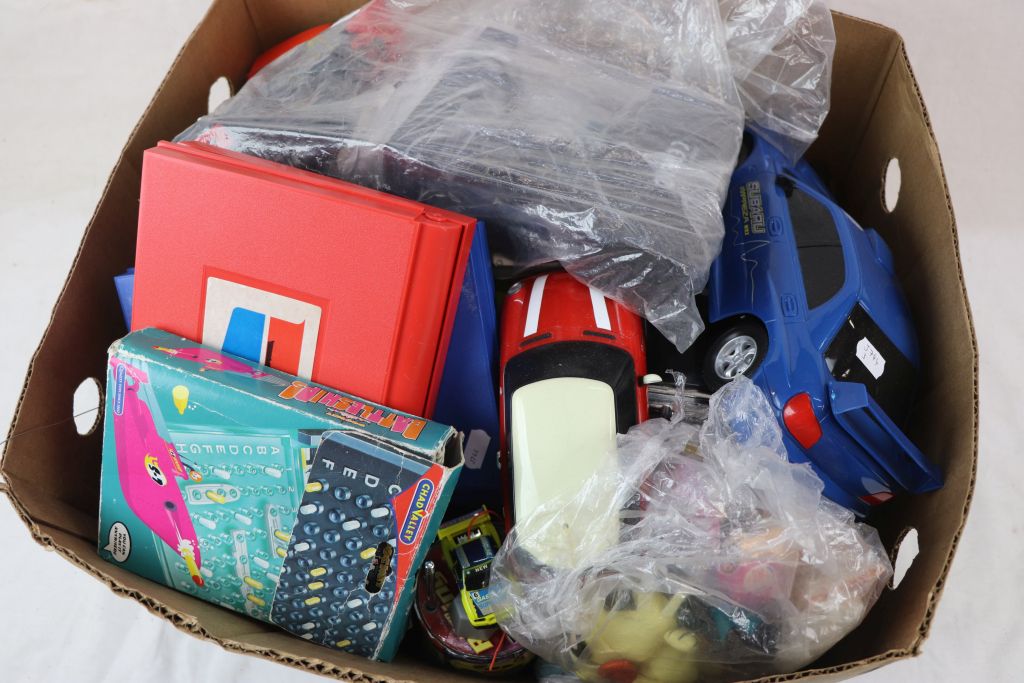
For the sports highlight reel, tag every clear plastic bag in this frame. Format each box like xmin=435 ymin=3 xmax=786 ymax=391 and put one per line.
xmin=721 ymin=0 xmax=836 ymax=160
xmin=179 ymin=0 xmax=833 ymax=350
xmin=489 ymin=378 xmax=891 ymax=682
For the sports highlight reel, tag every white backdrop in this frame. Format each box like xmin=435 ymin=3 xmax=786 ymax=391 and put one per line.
xmin=0 ymin=1 xmax=1020 ymax=680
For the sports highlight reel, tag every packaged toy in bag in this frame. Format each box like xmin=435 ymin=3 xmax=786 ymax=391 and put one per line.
xmin=179 ymin=0 xmax=835 ymax=351
xmin=490 ymin=377 xmax=891 ymax=682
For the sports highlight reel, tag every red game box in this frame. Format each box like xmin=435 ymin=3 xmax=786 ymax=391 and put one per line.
xmin=132 ymin=141 xmax=475 ymax=417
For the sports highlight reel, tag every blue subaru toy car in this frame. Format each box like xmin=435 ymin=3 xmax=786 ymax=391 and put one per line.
xmin=703 ymin=132 xmax=942 ymax=516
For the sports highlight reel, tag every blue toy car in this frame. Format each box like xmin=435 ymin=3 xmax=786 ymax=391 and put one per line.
xmin=703 ymin=131 xmax=942 ymax=515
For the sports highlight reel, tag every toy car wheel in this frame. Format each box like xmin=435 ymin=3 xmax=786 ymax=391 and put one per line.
xmin=702 ymin=319 xmax=767 ymax=391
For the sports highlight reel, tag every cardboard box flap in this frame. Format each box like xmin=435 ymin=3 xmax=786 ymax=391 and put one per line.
xmin=805 ymin=13 xmax=902 ymax=188
xmin=244 ymin=0 xmax=364 ymax=49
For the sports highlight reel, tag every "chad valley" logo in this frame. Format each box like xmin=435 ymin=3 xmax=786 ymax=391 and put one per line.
xmin=399 ymin=479 xmax=435 ymax=545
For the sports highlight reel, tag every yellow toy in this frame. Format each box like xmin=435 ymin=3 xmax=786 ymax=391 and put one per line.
xmin=575 ymin=592 xmax=700 ymax=683
xmin=436 ymin=507 xmax=503 ymax=629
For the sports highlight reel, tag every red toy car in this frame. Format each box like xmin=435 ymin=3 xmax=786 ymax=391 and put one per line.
xmin=498 ymin=271 xmax=656 ymax=562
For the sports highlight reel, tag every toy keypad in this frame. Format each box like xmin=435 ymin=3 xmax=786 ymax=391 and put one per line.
xmin=156 ymin=427 xmax=309 ymax=621
xmin=271 ymin=431 xmax=432 ymax=657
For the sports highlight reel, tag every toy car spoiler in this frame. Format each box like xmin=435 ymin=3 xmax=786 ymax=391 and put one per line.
xmin=828 ymin=381 xmax=943 ymax=494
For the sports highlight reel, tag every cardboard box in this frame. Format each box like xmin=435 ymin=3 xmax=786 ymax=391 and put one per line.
xmin=0 ymin=2 xmax=976 ymax=681
xmin=99 ymin=328 xmax=463 ymax=661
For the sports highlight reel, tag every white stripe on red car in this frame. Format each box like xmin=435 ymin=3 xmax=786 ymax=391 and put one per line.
xmin=522 ymin=274 xmax=548 ymax=337
xmin=588 ymin=287 xmax=611 ymax=330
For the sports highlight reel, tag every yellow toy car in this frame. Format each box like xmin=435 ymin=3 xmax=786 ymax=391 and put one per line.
xmin=437 ymin=507 xmax=502 ymax=629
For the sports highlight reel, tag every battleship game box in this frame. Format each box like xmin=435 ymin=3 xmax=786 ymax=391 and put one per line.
xmin=98 ymin=328 xmax=463 ymax=661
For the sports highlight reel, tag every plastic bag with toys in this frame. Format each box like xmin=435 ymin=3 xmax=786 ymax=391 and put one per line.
xmin=178 ymin=0 xmax=836 ymax=352
xmin=489 ymin=377 xmax=892 ymax=683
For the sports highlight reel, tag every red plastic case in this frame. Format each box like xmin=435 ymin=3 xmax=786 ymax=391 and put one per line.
xmin=132 ymin=141 xmax=474 ymax=417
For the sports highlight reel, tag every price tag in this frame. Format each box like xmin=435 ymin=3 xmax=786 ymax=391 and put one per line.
xmin=856 ymin=337 xmax=886 ymax=379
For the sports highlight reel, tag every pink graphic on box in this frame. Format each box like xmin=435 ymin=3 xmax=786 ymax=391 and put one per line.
xmin=153 ymin=345 xmax=272 ymax=378
xmin=110 ymin=358 xmax=205 ymax=587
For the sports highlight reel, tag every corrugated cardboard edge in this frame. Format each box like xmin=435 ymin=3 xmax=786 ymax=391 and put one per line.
xmin=804 ymin=14 xmax=979 ymax=667
xmin=889 ymin=41 xmax=979 ymax=656
xmin=0 ymin=6 xmax=979 ymax=683
xmin=0 ymin=465 xmax=930 ymax=683
xmin=1 ymin=482 xmax=414 ymax=683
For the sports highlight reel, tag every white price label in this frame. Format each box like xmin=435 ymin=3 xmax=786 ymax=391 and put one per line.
xmin=463 ymin=430 xmax=491 ymax=470
xmin=855 ymin=337 xmax=886 ymax=379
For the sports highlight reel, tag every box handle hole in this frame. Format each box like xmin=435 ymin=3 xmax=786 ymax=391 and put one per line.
xmin=889 ymin=527 xmax=919 ymax=589
xmin=73 ymin=377 xmax=102 ymax=435
xmin=882 ymin=157 xmax=901 ymax=213
xmin=208 ymin=76 xmax=233 ymax=113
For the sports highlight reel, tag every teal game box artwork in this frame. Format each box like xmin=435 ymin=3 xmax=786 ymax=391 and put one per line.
xmin=98 ymin=328 xmax=463 ymax=661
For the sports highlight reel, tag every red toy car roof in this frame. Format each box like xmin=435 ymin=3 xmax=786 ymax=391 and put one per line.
xmin=500 ymin=271 xmax=645 ymax=361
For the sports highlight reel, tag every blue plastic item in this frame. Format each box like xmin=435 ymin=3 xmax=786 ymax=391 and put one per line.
xmin=432 ymin=223 xmax=502 ymax=517
xmin=704 ymin=131 xmax=942 ymax=516
xmin=114 ymin=268 xmax=135 ymax=329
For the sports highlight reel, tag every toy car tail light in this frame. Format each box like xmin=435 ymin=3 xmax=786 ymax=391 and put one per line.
xmin=860 ymin=490 xmax=894 ymax=506
xmin=783 ymin=393 xmax=822 ymax=448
